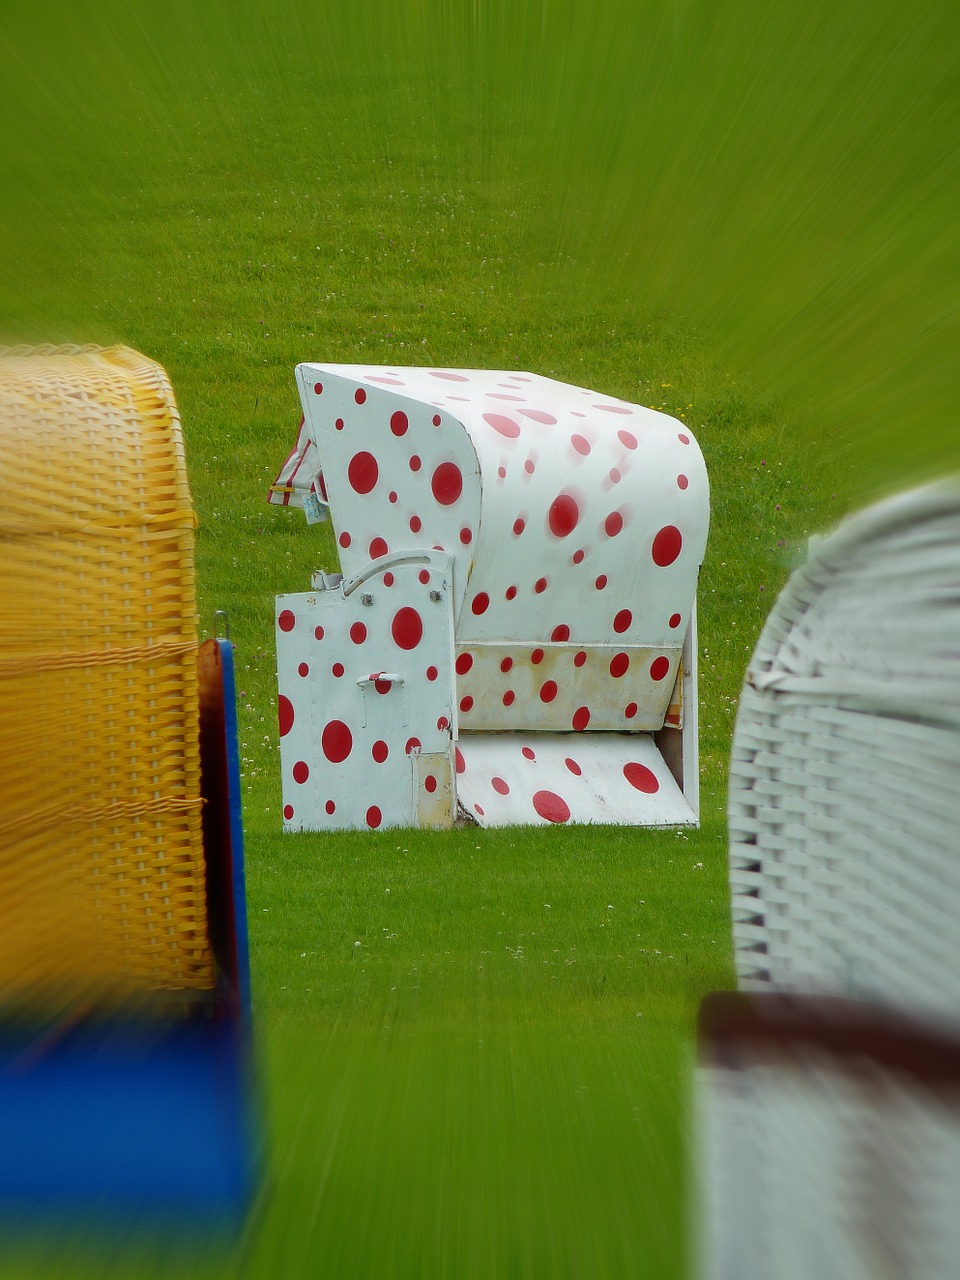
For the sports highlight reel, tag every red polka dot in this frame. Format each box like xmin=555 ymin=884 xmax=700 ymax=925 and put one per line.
xmin=278 ymin=695 xmax=294 ymax=737
xmin=335 ymin=418 xmax=344 ymax=431
xmin=456 ymin=652 xmax=473 ymax=675
xmin=455 ymin=747 xmax=466 ymax=774
xmin=460 ymin=527 xmax=473 ymax=544
xmin=522 ymin=747 xmax=536 ymax=761
xmin=513 ymin=517 xmax=526 ymax=536
xmin=424 ymin=775 xmax=438 ymax=793
xmin=332 ymin=662 xmax=345 ymax=677
xmin=409 ymin=515 xmax=422 ymax=533
xmin=677 ymin=474 xmax=688 ymax=490
xmin=374 ymin=678 xmax=393 ymax=694
xmin=350 ymin=622 xmax=367 ymax=644
xmin=406 ymin=737 xmax=422 ymax=754
xmin=595 ymin=575 xmax=607 ymax=590
xmin=392 ymin=606 xmax=423 ymax=650
xmin=547 ymin=493 xmax=580 ymax=538
xmin=650 ymin=656 xmax=671 ymax=681
xmin=432 ymin=414 xmax=442 ymax=426
xmin=278 ymin=609 xmax=296 ymax=632
xmin=325 ymin=800 xmax=336 ymax=815
xmin=437 ymin=716 xmax=450 ymax=731
xmin=500 ymin=656 xmax=514 ymax=673
xmin=572 ymin=549 xmax=585 ymax=564
xmin=531 ymin=648 xmax=544 ymax=664
xmin=604 ymin=511 xmax=624 ymax=537
xmin=409 ymin=455 xmax=422 ymax=472
xmin=505 ymin=585 xmax=517 ymax=600
xmin=613 ymin=609 xmax=632 ymax=633
xmin=574 ymin=651 xmax=587 ymax=668
xmin=534 ymin=578 xmax=548 ymax=594
xmin=390 ymin=410 xmax=408 ymax=436
xmin=426 ymin=665 xmax=438 ymax=681
xmin=347 ymin=451 xmax=378 ymax=494
xmin=652 ymin=526 xmax=683 ymax=566
xmin=533 ymin=790 xmax=571 ymax=824
xmin=313 ymin=382 xmax=323 ymax=395
xmin=298 ymin=662 xmax=309 ymax=677
xmin=366 ymin=805 xmax=382 ymax=828
xmin=283 ymin=804 xmax=294 ymax=820
xmin=595 ymin=403 xmax=632 ymax=415
xmin=293 ymin=760 xmax=310 ymax=783
xmin=625 ymin=702 xmax=638 ymax=718
xmin=498 ymin=466 xmax=507 ymax=478
xmin=618 ymin=430 xmax=638 ymax=449
xmin=314 ymin=626 xmax=324 ymax=640
xmin=678 ymin=433 xmax=690 ymax=444
xmin=483 ymin=413 xmax=521 ymax=438
xmin=460 ymin=695 xmax=474 ymax=712
xmin=372 ymin=740 xmax=389 ymax=763
xmin=471 ymin=593 xmax=490 ymax=615
xmin=518 ymin=408 xmax=557 ymax=424
xmin=624 ymin=762 xmax=660 ymax=794
xmin=339 ymin=532 xmax=351 ymax=549
xmin=383 ymin=572 xmax=395 ymax=586
xmin=388 ymin=491 xmax=398 ymax=504
xmin=539 ymin=680 xmax=558 ymax=703
xmin=524 ymin=459 xmax=536 ymax=475
xmin=432 ymin=461 xmax=463 ymax=505
xmin=474 ymin=804 xmax=485 ymax=816
xmin=503 ymin=690 xmax=515 ymax=706
xmin=431 ymin=371 xmax=469 ymax=382
xmin=571 ymin=434 xmax=591 ymax=455
xmin=491 ymin=776 xmax=510 ymax=795
xmin=609 ymin=469 xmax=622 ymax=484
xmin=572 ymin=706 xmax=590 ymax=731
xmin=369 ymin=536 xmax=388 ymax=558
xmin=610 ymin=652 xmax=630 ymax=678
xmin=669 ymin=613 xmax=682 ymax=629
xmin=321 ymin=719 xmax=353 ymax=763
xmin=418 ymin=569 xmax=430 ymax=585
xmin=551 ymin=624 xmax=570 ymax=642
xmin=564 ymin=757 xmax=582 ymax=776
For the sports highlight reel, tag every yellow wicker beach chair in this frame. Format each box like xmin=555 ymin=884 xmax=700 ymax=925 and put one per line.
xmin=0 ymin=344 xmax=254 ymax=1221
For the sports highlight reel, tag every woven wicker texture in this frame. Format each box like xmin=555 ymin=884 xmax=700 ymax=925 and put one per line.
xmin=728 ymin=481 xmax=960 ymax=1018
xmin=700 ymin=1056 xmax=960 ymax=1280
xmin=0 ymin=345 xmax=214 ymax=1007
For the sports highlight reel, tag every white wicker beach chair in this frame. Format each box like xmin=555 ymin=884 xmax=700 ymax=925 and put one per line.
xmin=699 ymin=480 xmax=960 ymax=1280
xmin=727 ymin=481 xmax=960 ymax=1019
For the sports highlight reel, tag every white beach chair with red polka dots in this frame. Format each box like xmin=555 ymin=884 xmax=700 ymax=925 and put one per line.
xmin=269 ymin=365 xmax=709 ymax=831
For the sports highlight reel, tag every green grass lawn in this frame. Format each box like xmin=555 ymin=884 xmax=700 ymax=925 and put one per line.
xmin=3 ymin=1 xmax=949 ymax=1275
